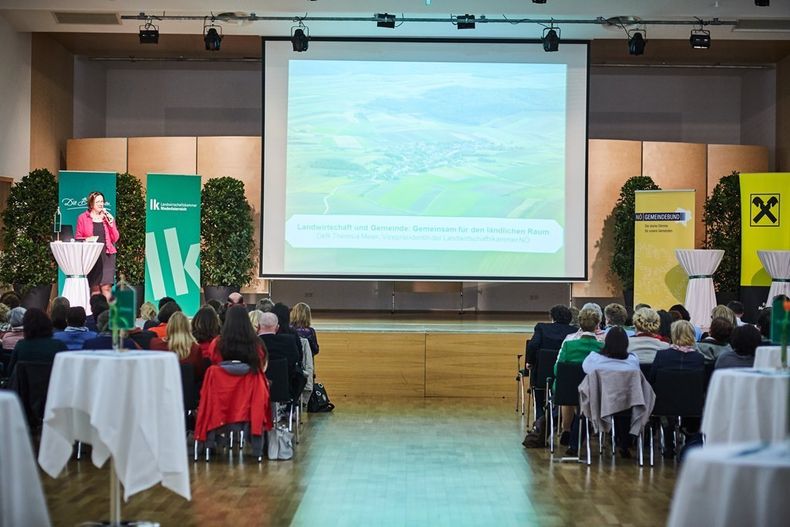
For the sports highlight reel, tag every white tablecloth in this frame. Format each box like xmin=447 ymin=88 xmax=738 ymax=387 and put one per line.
xmin=754 ymin=346 xmax=789 ymax=369
xmin=701 ymin=368 xmax=789 ymax=445
xmin=0 ymin=391 xmax=51 ymax=527
xmin=50 ymin=242 xmax=104 ymax=314
xmin=758 ymin=250 xmax=790 ymax=305
xmin=676 ymin=249 xmax=724 ymax=330
xmin=668 ymin=440 xmax=790 ymax=527
xmin=38 ymin=350 xmax=191 ymax=501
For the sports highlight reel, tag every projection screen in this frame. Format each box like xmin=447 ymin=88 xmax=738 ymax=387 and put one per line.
xmin=262 ymin=39 xmax=588 ymax=280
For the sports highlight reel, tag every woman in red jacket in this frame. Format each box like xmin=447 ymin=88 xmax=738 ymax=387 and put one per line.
xmin=75 ymin=191 xmax=120 ymax=300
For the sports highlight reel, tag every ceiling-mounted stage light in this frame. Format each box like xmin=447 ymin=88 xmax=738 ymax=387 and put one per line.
xmin=690 ymin=28 xmax=711 ymax=49
xmin=532 ymin=0 xmax=548 ymax=4
xmin=203 ymin=18 xmax=222 ymax=51
xmin=376 ymin=13 xmax=396 ymax=29
xmin=755 ymin=0 xmax=769 ymax=6
xmin=291 ymin=22 xmax=309 ymax=52
xmin=138 ymin=17 xmax=159 ymax=44
xmin=542 ymin=26 xmax=560 ymax=52
xmin=627 ymin=30 xmax=647 ymax=55
xmin=456 ymin=14 xmax=476 ymax=30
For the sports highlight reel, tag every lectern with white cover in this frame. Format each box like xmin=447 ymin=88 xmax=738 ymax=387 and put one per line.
xmin=50 ymin=241 xmax=103 ymax=314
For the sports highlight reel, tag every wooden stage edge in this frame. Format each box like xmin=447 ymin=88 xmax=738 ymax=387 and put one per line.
xmin=312 ymin=312 xmax=541 ymax=400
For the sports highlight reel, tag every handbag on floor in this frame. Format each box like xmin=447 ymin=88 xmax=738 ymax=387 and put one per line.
xmin=267 ymin=425 xmax=294 ymax=460
xmin=307 ymin=382 xmax=335 ymax=413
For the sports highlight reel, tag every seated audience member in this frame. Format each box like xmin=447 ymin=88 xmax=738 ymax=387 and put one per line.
xmin=49 ymin=296 xmax=70 ymax=332
xmin=53 ymin=307 xmax=98 ymax=350
xmin=603 ymin=303 xmax=634 ymax=336
xmin=150 ymin=311 xmax=206 ymax=382
xmin=7 ymin=308 xmax=68 ymax=376
xmin=628 ymin=308 xmax=669 ymax=363
xmin=192 ymin=305 xmax=221 ymax=360
xmin=85 ymin=294 xmax=109 ymax=332
xmin=555 ymin=306 xmax=604 ymax=447
xmin=669 ymin=304 xmax=702 ymax=341
xmin=136 ymin=301 xmax=158 ymax=329
xmin=569 ymin=306 xmax=580 ymax=327
xmin=727 ymin=300 xmax=747 ymax=326
xmin=634 ymin=303 xmax=651 ymax=312
xmin=715 ymin=324 xmax=762 ymax=369
xmin=143 ymin=296 xmax=175 ymax=330
xmin=2 ymin=307 xmax=27 ymax=351
xmin=696 ymin=317 xmax=733 ymax=363
xmin=0 ymin=303 xmax=11 ymax=334
xmin=81 ymin=311 xmax=139 ymax=350
xmin=649 ymin=320 xmax=705 ymax=384
xmin=756 ymin=308 xmax=772 ymax=344
xmin=710 ymin=305 xmax=737 ymax=330
xmin=656 ymin=310 xmax=674 ymax=342
xmin=256 ymin=310 xmax=304 ymax=399
xmin=582 ymin=326 xmax=639 ymax=457
xmin=0 ymin=291 xmax=21 ymax=310
xmin=563 ymin=303 xmax=605 ymax=344
xmin=148 ymin=301 xmax=181 ymax=338
xmin=256 ymin=297 xmax=275 ymax=313
xmin=527 ymin=304 xmax=576 ymax=368
xmin=227 ymin=292 xmax=245 ymax=306
xmin=291 ymin=302 xmax=320 ymax=356
xmin=215 ymin=304 xmax=265 ymax=372
xmin=205 ymin=298 xmax=223 ymax=314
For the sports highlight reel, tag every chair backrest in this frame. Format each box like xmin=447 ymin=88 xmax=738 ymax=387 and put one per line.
xmin=10 ymin=361 xmax=53 ymax=430
xmin=179 ymin=362 xmax=198 ymax=412
xmin=532 ymin=349 xmax=560 ymax=389
xmin=652 ymin=368 xmax=706 ymax=417
xmin=266 ymin=357 xmax=291 ymax=403
xmin=553 ymin=361 xmax=586 ymax=406
xmin=639 ymin=363 xmax=652 ymax=379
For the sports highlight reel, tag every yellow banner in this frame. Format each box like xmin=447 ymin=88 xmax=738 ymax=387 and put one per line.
xmin=740 ymin=173 xmax=790 ymax=286
xmin=634 ymin=190 xmax=696 ymax=308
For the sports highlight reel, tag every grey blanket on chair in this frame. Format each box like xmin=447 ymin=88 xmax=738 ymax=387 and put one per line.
xmin=579 ymin=369 xmax=656 ymax=436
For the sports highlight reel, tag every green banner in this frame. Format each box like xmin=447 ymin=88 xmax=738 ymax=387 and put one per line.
xmin=57 ymin=171 xmax=117 ymax=292
xmin=144 ymin=174 xmax=201 ymax=315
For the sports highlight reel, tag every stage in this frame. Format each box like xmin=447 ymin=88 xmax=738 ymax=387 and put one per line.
xmin=311 ymin=311 xmax=540 ymax=399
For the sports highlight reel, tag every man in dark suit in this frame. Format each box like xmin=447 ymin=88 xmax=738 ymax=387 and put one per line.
xmin=256 ymin=312 xmax=304 ymax=400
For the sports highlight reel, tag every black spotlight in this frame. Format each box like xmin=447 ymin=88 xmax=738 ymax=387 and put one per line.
xmin=376 ymin=13 xmax=396 ymax=29
xmin=755 ymin=0 xmax=769 ymax=6
xmin=542 ymin=27 xmax=560 ymax=52
xmin=628 ymin=31 xmax=647 ymax=56
xmin=456 ymin=14 xmax=475 ymax=30
xmin=138 ymin=21 xmax=159 ymax=44
xmin=690 ymin=29 xmax=711 ymax=49
xmin=533 ymin=0 xmax=548 ymax=4
xmin=203 ymin=23 xmax=222 ymax=51
xmin=291 ymin=27 xmax=309 ymax=52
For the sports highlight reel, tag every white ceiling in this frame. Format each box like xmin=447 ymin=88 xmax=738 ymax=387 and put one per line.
xmin=2 ymin=0 xmax=790 ymax=40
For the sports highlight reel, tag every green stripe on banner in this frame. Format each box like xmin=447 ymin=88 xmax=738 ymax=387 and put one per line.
xmin=57 ymin=171 xmax=117 ymax=293
xmin=144 ymin=174 xmax=202 ymax=315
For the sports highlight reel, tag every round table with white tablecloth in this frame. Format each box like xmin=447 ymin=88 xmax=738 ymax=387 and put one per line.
xmin=675 ymin=249 xmax=724 ymax=331
xmin=50 ymin=241 xmax=104 ymax=314
xmin=667 ymin=440 xmax=790 ymax=527
xmin=757 ymin=250 xmax=790 ymax=305
xmin=0 ymin=391 xmax=51 ymax=527
xmin=754 ymin=346 xmax=789 ymax=369
xmin=701 ymin=368 xmax=789 ymax=445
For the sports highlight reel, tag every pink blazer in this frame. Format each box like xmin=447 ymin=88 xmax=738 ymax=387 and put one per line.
xmin=75 ymin=210 xmax=120 ymax=254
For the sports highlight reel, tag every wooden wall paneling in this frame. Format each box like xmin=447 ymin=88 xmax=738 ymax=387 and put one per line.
xmin=66 ymin=138 xmax=128 ymax=173
xmin=642 ymin=141 xmax=707 ymax=248
xmin=706 ymin=144 xmax=769 ymax=194
xmin=425 ymin=333 xmax=528 ymax=398
xmin=317 ymin=332 xmax=426 ymax=397
xmin=197 ymin=136 xmax=264 ymax=292
xmin=573 ymin=139 xmax=642 ymax=299
xmin=127 ymin=137 xmax=197 ymax=180
xmin=29 ymin=34 xmax=74 ymax=174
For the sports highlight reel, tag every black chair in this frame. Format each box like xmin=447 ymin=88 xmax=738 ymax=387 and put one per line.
xmin=179 ymin=363 xmax=198 ymax=432
xmin=639 ymin=362 xmax=652 ymax=379
xmin=9 ymin=361 xmax=53 ymax=434
xmin=266 ymin=358 xmax=298 ymax=442
xmin=527 ymin=349 xmax=559 ymax=443
xmin=649 ymin=368 xmax=706 ymax=460
xmin=547 ymin=361 xmax=586 ymax=457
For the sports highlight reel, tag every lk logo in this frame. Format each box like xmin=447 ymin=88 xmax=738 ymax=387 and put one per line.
xmin=750 ymin=194 xmax=780 ymax=227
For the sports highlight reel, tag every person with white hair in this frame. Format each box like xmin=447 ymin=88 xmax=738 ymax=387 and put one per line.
xmin=2 ymin=307 xmax=27 ymax=352
xmin=562 ymin=302 xmax=605 ymax=344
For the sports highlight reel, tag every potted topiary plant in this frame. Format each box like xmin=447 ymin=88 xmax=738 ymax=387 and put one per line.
xmin=200 ymin=177 xmax=255 ymax=303
xmin=704 ymin=171 xmax=740 ymax=305
xmin=0 ymin=169 xmax=59 ymax=309
xmin=610 ymin=175 xmax=661 ymax=310
xmin=114 ymin=172 xmax=146 ymax=309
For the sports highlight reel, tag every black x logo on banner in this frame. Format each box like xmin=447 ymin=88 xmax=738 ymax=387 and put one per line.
xmin=750 ymin=194 xmax=780 ymax=227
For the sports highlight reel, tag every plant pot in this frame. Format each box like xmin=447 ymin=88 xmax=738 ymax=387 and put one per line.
xmin=203 ymin=285 xmax=240 ymax=305
xmin=14 ymin=284 xmax=53 ymax=311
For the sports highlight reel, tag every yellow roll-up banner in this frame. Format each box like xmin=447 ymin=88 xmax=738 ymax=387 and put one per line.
xmin=740 ymin=172 xmax=790 ymax=286
xmin=634 ymin=190 xmax=696 ymax=308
